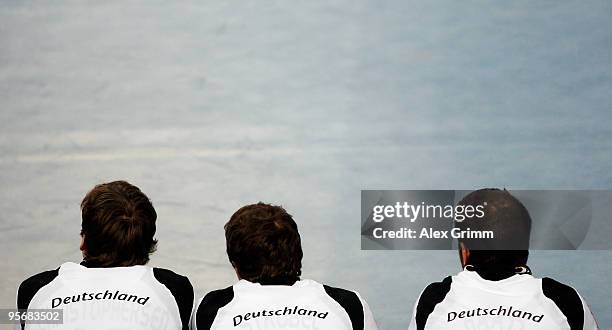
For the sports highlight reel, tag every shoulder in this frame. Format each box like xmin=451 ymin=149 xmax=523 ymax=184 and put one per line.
xmin=151 ymin=267 xmax=193 ymax=304
xmin=194 ymin=286 xmax=235 ymax=330
xmin=152 ymin=268 xmax=194 ymax=330
xmin=322 ymin=284 xmax=366 ymax=330
xmin=18 ymin=268 xmax=60 ymax=309
xmin=197 ymin=286 xmax=235 ymax=309
xmin=419 ymin=276 xmax=453 ymax=301
xmin=322 ymin=283 xmax=363 ymax=305
xmin=541 ymin=277 xmax=580 ymax=298
xmin=541 ymin=277 xmax=585 ymax=329
xmin=414 ymin=276 xmax=453 ymax=330
xmin=152 ymin=267 xmax=192 ymax=290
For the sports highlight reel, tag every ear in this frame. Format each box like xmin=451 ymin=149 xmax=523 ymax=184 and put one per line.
xmin=459 ymin=242 xmax=470 ymax=268
xmin=80 ymin=234 xmax=86 ymax=252
xmin=231 ymin=262 xmax=241 ymax=280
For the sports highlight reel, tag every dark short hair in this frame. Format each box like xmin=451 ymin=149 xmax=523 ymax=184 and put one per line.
xmin=225 ymin=203 xmax=303 ymax=285
xmin=80 ymin=181 xmax=157 ymax=267
xmin=457 ymin=188 xmax=532 ymax=269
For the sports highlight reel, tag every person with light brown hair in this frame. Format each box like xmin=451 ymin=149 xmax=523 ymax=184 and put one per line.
xmin=17 ymin=180 xmax=193 ymax=330
xmin=79 ymin=180 xmax=159 ymax=267
xmin=191 ymin=202 xmax=378 ymax=330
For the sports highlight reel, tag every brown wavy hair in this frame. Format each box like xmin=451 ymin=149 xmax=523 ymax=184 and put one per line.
xmin=225 ymin=203 xmax=303 ymax=285
xmin=80 ymin=180 xmax=157 ymax=267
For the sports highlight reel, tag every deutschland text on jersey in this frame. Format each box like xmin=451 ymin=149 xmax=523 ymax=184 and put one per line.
xmin=192 ymin=279 xmax=378 ymax=330
xmin=407 ymin=270 xmax=598 ymax=330
xmin=17 ymin=262 xmax=193 ymax=330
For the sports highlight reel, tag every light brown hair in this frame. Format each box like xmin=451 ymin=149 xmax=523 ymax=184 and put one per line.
xmin=80 ymin=180 xmax=157 ymax=267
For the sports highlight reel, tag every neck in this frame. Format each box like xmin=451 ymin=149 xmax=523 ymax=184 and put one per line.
xmin=467 ymin=264 xmax=531 ymax=281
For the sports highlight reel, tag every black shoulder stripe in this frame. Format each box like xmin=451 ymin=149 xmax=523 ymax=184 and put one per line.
xmin=17 ymin=269 xmax=59 ymax=309
xmin=415 ymin=276 xmax=452 ymax=330
xmin=196 ymin=286 xmax=234 ymax=330
xmin=323 ymin=285 xmax=364 ymax=330
xmin=542 ymin=277 xmax=584 ymax=330
xmin=153 ymin=268 xmax=194 ymax=330
xmin=18 ymin=268 xmax=59 ymax=330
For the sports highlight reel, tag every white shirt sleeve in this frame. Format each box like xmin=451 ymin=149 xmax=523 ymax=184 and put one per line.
xmin=579 ymin=293 xmax=599 ymax=330
xmin=190 ymin=296 xmax=203 ymax=330
xmin=357 ymin=292 xmax=379 ymax=330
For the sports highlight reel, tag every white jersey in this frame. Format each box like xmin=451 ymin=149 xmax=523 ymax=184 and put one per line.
xmin=408 ymin=270 xmax=598 ymax=330
xmin=17 ymin=262 xmax=193 ymax=330
xmin=191 ymin=279 xmax=378 ymax=330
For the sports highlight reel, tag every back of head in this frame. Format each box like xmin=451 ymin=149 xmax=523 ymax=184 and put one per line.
xmin=456 ymin=188 xmax=532 ymax=278
xmin=225 ymin=202 xmax=303 ymax=285
xmin=80 ymin=180 xmax=158 ymax=267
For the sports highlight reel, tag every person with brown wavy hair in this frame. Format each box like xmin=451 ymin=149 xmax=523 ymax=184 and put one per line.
xmin=80 ymin=180 xmax=159 ymax=267
xmin=224 ymin=202 xmax=303 ymax=285
xmin=17 ymin=180 xmax=193 ymax=330
xmin=191 ymin=202 xmax=378 ymax=330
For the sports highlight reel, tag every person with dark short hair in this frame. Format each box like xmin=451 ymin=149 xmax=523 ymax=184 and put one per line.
xmin=17 ymin=181 xmax=194 ymax=330
xmin=191 ymin=202 xmax=378 ymax=330
xmin=407 ymin=188 xmax=598 ymax=330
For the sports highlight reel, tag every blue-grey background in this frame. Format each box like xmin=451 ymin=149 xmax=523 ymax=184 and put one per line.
xmin=1 ymin=1 xmax=611 ymax=329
